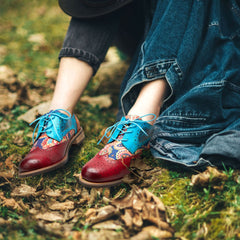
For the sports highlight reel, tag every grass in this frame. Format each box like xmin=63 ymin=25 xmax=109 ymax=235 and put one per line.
xmin=1 ymin=1 xmax=240 ymax=239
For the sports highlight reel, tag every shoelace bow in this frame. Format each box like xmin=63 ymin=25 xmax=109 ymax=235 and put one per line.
xmin=30 ymin=109 xmax=71 ymax=143
xmin=98 ymin=113 xmax=156 ymax=145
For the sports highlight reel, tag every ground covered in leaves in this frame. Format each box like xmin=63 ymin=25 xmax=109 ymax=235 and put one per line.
xmin=1 ymin=1 xmax=240 ymax=239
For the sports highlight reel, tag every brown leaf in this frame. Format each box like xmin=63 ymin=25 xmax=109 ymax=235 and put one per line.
xmin=0 ymin=171 xmax=14 ymax=179
xmin=92 ymin=220 xmax=122 ymax=230
xmin=132 ymin=212 xmax=143 ymax=228
xmin=27 ymin=88 xmax=52 ymax=105
xmin=44 ymin=187 xmax=62 ymax=198
xmin=44 ymin=68 xmax=58 ymax=79
xmin=142 ymin=188 xmax=166 ymax=212
xmin=72 ymin=231 xmax=82 ymax=240
xmin=130 ymin=231 xmax=150 ymax=240
xmin=2 ymin=198 xmax=24 ymax=212
xmin=89 ymin=188 xmax=98 ymax=206
xmin=191 ymin=166 xmax=228 ymax=188
xmin=121 ymin=209 xmax=133 ymax=229
xmin=28 ymin=33 xmax=46 ymax=44
xmin=130 ymin=158 xmax=153 ymax=171
xmin=48 ymin=200 xmax=75 ymax=211
xmin=11 ymin=184 xmax=36 ymax=197
xmin=0 ymin=65 xmax=17 ymax=84
xmin=111 ymin=190 xmax=134 ymax=209
xmin=12 ymin=131 xmax=25 ymax=146
xmin=28 ymin=33 xmax=47 ymax=51
xmin=35 ymin=212 xmax=64 ymax=222
xmin=81 ymin=94 xmax=112 ymax=109
xmin=37 ymin=221 xmax=73 ymax=238
xmin=0 ymin=217 xmax=10 ymax=226
xmin=0 ymin=121 xmax=10 ymax=130
xmin=5 ymin=154 xmax=19 ymax=170
xmin=113 ymin=188 xmax=127 ymax=199
xmin=85 ymin=205 xmax=120 ymax=225
xmin=17 ymin=101 xmax=51 ymax=123
xmin=131 ymin=226 xmax=173 ymax=240
xmin=0 ymin=87 xmax=18 ymax=110
xmin=81 ymin=229 xmax=124 ymax=240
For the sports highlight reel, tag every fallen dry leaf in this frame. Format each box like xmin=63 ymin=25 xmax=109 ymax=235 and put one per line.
xmin=130 ymin=231 xmax=150 ymax=240
xmin=44 ymin=187 xmax=62 ymax=198
xmin=11 ymin=184 xmax=36 ymax=197
xmin=48 ymin=200 xmax=75 ymax=211
xmin=142 ymin=188 xmax=165 ymax=212
xmin=28 ymin=33 xmax=47 ymax=50
xmin=12 ymin=131 xmax=25 ymax=146
xmin=121 ymin=208 xmax=133 ymax=228
xmin=17 ymin=101 xmax=51 ymax=123
xmin=83 ymin=186 xmax=174 ymax=237
xmin=81 ymin=94 xmax=112 ymax=109
xmin=191 ymin=166 xmax=228 ymax=188
xmin=35 ymin=212 xmax=64 ymax=222
xmin=0 ymin=87 xmax=18 ymax=110
xmin=92 ymin=220 xmax=122 ymax=230
xmin=0 ymin=171 xmax=14 ymax=179
xmin=132 ymin=212 xmax=143 ymax=228
xmin=78 ymin=187 xmax=90 ymax=204
xmin=88 ymin=188 xmax=98 ymax=206
xmin=131 ymin=226 xmax=173 ymax=240
xmin=130 ymin=158 xmax=153 ymax=171
xmin=111 ymin=190 xmax=135 ymax=209
xmin=28 ymin=33 xmax=46 ymax=44
xmin=5 ymin=154 xmax=18 ymax=170
xmin=37 ymin=221 xmax=72 ymax=238
xmin=0 ymin=121 xmax=10 ymax=130
xmin=2 ymin=198 xmax=24 ymax=212
xmin=85 ymin=205 xmax=120 ymax=225
xmin=0 ymin=65 xmax=17 ymax=84
xmin=44 ymin=68 xmax=58 ymax=79
xmin=0 ymin=217 xmax=10 ymax=226
xmin=81 ymin=229 xmax=124 ymax=240
xmin=27 ymin=88 xmax=52 ymax=105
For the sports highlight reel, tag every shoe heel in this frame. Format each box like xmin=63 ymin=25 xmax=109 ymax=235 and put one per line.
xmin=73 ymin=129 xmax=85 ymax=145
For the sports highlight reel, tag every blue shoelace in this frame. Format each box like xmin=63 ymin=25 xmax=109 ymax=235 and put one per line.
xmin=30 ymin=109 xmax=71 ymax=143
xmin=98 ymin=113 xmax=156 ymax=145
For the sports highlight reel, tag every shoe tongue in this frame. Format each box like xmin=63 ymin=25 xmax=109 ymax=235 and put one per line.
xmin=116 ymin=115 xmax=140 ymax=140
xmin=40 ymin=110 xmax=70 ymax=141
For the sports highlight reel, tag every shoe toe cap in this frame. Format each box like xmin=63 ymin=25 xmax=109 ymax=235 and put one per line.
xmin=80 ymin=154 xmax=131 ymax=183
xmin=19 ymin=158 xmax=42 ymax=172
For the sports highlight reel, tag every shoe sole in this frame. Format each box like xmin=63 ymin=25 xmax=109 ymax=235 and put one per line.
xmin=18 ymin=128 xmax=85 ymax=177
xmin=79 ymin=173 xmax=123 ymax=188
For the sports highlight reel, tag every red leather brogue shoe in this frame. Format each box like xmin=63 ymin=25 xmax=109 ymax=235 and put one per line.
xmin=19 ymin=109 xmax=84 ymax=177
xmin=79 ymin=114 xmax=156 ymax=187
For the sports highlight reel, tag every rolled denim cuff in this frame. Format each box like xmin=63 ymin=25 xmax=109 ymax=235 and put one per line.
xmin=59 ymin=47 xmax=100 ymax=75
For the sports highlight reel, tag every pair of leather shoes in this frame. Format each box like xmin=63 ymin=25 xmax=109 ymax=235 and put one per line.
xmin=19 ymin=111 xmax=155 ymax=188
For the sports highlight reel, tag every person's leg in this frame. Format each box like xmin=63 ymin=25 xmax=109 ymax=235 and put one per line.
xmin=49 ymin=57 xmax=93 ymax=114
xmin=127 ymin=79 xmax=169 ymax=122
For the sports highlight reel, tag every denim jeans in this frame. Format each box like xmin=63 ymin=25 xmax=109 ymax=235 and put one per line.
xmin=119 ymin=0 xmax=240 ymax=169
xmin=59 ymin=0 xmax=240 ymax=169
